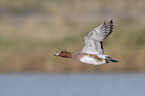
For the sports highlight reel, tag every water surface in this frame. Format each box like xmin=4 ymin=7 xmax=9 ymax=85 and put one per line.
xmin=0 ymin=73 xmax=145 ymax=96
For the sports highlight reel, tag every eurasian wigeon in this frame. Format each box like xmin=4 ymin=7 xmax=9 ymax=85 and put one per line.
xmin=54 ymin=20 xmax=119 ymax=65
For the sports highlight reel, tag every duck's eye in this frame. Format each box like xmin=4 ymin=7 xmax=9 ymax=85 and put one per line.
xmin=61 ymin=51 xmax=63 ymax=54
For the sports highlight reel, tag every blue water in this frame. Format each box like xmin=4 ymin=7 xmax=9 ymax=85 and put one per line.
xmin=0 ymin=73 xmax=145 ymax=96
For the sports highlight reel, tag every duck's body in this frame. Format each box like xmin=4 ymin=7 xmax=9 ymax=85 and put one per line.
xmin=54 ymin=20 xmax=119 ymax=65
xmin=79 ymin=53 xmax=106 ymax=65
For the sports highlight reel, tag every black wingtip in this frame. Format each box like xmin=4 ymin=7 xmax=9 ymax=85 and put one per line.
xmin=110 ymin=19 xmax=113 ymax=24
xmin=104 ymin=21 xmax=106 ymax=25
xmin=104 ymin=19 xmax=113 ymax=25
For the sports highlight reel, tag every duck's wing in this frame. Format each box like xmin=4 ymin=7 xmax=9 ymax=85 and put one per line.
xmin=82 ymin=20 xmax=113 ymax=54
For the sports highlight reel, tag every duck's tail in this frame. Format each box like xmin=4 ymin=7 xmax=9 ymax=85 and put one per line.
xmin=105 ymin=56 xmax=119 ymax=63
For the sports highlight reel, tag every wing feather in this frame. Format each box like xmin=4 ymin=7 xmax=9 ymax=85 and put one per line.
xmin=82 ymin=20 xmax=113 ymax=54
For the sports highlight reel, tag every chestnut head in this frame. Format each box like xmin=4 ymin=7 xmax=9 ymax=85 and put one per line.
xmin=54 ymin=51 xmax=72 ymax=58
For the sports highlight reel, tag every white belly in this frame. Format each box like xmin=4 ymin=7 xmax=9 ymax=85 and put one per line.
xmin=80 ymin=56 xmax=106 ymax=65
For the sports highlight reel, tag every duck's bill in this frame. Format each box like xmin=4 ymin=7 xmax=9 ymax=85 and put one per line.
xmin=54 ymin=53 xmax=59 ymax=56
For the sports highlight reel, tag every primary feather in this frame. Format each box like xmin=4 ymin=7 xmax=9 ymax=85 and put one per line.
xmin=82 ymin=20 xmax=113 ymax=54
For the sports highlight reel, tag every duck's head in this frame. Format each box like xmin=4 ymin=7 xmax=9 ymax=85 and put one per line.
xmin=54 ymin=51 xmax=72 ymax=58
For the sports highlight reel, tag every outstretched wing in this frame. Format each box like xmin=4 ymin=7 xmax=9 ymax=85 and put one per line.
xmin=82 ymin=20 xmax=113 ymax=54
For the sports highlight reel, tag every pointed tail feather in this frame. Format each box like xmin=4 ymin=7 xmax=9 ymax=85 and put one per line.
xmin=105 ymin=56 xmax=119 ymax=63
xmin=110 ymin=58 xmax=119 ymax=62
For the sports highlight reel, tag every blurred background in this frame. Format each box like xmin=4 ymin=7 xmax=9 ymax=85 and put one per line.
xmin=0 ymin=0 xmax=145 ymax=96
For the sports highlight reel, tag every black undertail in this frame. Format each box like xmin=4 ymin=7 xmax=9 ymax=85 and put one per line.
xmin=105 ymin=56 xmax=119 ymax=63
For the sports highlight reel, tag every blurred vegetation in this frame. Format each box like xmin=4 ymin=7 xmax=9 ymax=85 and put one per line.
xmin=0 ymin=0 xmax=145 ymax=73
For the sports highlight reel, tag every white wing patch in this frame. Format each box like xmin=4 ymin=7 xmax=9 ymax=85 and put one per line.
xmin=82 ymin=20 xmax=113 ymax=54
